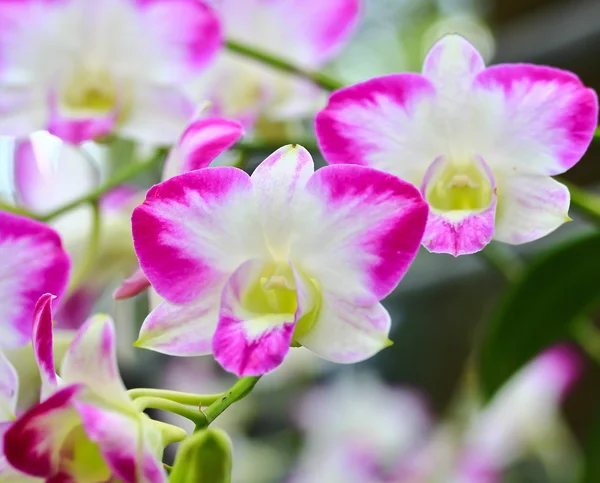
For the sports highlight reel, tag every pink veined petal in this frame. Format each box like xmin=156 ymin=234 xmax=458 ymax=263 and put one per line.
xmin=422 ymin=34 xmax=485 ymax=103
xmin=294 ymin=164 xmax=428 ymax=304
xmin=0 ymin=212 xmax=70 ymax=348
xmin=420 ymin=155 xmax=497 ymax=256
xmin=315 ymin=74 xmax=437 ymax=184
xmin=494 ymin=176 xmax=570 ymax=245
xmin=32 ymin=294 xmax=58 ymax=398
xmin=46 ymin=108 xmax=116 ymax=145
xmin=473 ymin=64 xmax=598 ymax=176
xmin=4 ymin=385 xmax=82 ymax=478
xmin=250 ymin=144 xmax=314 ymax=257
xmin=54 ymin=286 xmax=102 ymax=331
xmin=60 ymin=315 xmax=131 ymax=410
xmin=162 ymin=117 xmax=244 ymax=179
xmin=113 ymin=268 xmax=151 ymax=300
xmin=296 ymin=296 xmax=391 ymax=363
xmin=14 ymin=132 xmax=101 ymax=215
xmin=0 ymin=352 xmax=18 ymax=420
xmin=118 ymin=85 xmax=196 ymax=146
xmin=218 ymin=0 xmax=359 ymax=67
xmin=136 ymin=297 xmax=219 ymax=356
xmin=75 ymin=402 xmax=166 ymax=483
xmin=132 ymin=167 xmax=266 ymax=305
xmin=212 ymin=259 xmax=302 ymax=376
xmin=135 ymin=0 xmax=222 ymax=76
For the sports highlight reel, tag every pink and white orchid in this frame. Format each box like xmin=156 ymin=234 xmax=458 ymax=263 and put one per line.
xmin=0 ymin=211 xmax=70 ymax=348
xmin=132 ymin=144 xmax=428 ymax=377
xmin=316 ymin=34 xmax=599 ymax=256
xmin=0 ymin=0 xmax=221 ymax=145
xmin=4 ymin=294 xmax=169 ymax=482
xmin=193 ymin=0 xmax=360 ymax=129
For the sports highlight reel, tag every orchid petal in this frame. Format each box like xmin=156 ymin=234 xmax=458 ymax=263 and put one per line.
xmin=32 ymin=294 xmax=58 ymax=399
xmin=494 ymin=176 xmax=570 ymax=244
xmin=76 ymin=402 xmax=166 ymax=483
xmin=60 ymin=315 xmax=131 ymax=409
xmin=4 ymin=385 xmax=82 ymax=478
xmin=251 ymin=144 xmax=314 ymax=258
xmin=422 ymin=34 xmax=485 ymax=104
xmin=315 ymin=74 xmax=436 ymax=185
xmin=135 ymin=0 xmax=222 ymax=76
xmin=296 ymin=164 xmax=428 ymax=304
xmin=0 ymin=213 xmax=70 ymax=348
xmin=47 ymin=110 xmax=116 ymax=145
xmin=162 ymin=117 xmax=244 ymax=179
xmin=132 ymin=167 xmax=265 ymax=305
xmin=14 ymin=132 xmax=100 ymax=215
xmin=136 ymin=298 xmax=218 ymax=356
xmin=297 ymin=297 xmax=392 ymax=363
xmin=474 ymin=64 xmax=598 ymax=176
xmin=113 ymin=269 xmax=151 ymax=300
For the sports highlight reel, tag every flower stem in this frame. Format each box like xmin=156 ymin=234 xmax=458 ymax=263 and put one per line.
xmin=196 ymin=376 xmax=261 ymax=430
xmin=40 ymin=148 xmax=167 ymax=222
xmin=133 ymin=396 xmax=205 ymax=425
xmin=0 ymin=201 xmax=41 ymax=220
xmin=128 ymin=388 xmax=224 ymax=406
xmin=225 ymin=39 xmax=344 ymax=92
xmin=562 ymin=178 xmax=600 ymax=226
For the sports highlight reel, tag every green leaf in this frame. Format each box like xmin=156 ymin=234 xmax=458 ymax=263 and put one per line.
xmin=479 ymin=232 xmax=600 ymax=398
xmin=170 ymin=429 xmax=232 ymax=483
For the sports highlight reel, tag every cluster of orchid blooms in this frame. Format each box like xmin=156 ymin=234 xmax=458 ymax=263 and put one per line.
xmin=0 ymin=0 xmax=598 ymax=481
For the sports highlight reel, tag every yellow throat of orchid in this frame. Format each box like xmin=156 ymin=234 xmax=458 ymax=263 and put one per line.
xmin=425 ymin=157 xmax=493 ymax=213
xmin=242 ymin=263 xmax=322 ymax=341
xmin=61 ymin=67 xmax=119 ymax=114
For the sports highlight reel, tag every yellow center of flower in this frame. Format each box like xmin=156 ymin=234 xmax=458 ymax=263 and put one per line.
xmin=242 ymin=263 xmax=322 ymax=341
xmin=61 ymin=67 xmax=119 ymax=114
xmin=61 ymin=425 xmax=111 ymax=481
xmin=425 ymin=158 xmax=493 ymax=212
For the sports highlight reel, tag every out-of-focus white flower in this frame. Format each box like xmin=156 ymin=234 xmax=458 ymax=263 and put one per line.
xmin=291 ymin=372 xmax=432 ymax=483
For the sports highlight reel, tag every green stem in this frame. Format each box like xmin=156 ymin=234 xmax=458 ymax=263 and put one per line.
xmin=0 ymin=201 xmax=41 ymax=220
xmin=128 ymin=388 xmax=224 ymax=406
xmin=562 ymin=178 xmax=600 ymax=226
xmin=225 ymin=39 xmax=344 ymax=92
xmin=67 ymin=200 xmax=101 ymax=294
xmin=40 ymin=150 xmax=166 ymax=222
xmin=197 ymin=376 xmax=261 ymax=430
xmin=133 ymin=397 xmax=205 ymax=425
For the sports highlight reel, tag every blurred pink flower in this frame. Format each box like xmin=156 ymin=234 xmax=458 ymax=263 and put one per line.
xmin=0 ymin=0 xmax=221 ymax=144
xmin=132 ymin=144 xmax=428 ymax=376
xmin=316 ymin=34 xmax=598 ymax=255
xmin=192 ymin=0 xmax=360 ymax=130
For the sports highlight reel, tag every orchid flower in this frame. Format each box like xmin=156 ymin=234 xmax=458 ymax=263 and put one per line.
xmin=0 ymin=211 xmax=70 ymax=348
xmin=131 ymin=144 xmax=428 ymax=376
xmin=13 ymin=131 xmax=140 ymax=327
xmin=4 ymin=294 xmax=171 ymax=482
xmin=290 ymin=372 xmax=432 ymax=483
xmin=316 ymin=34 xmax=599 ymax=255
xmin=192 ymin=0 xmax=359 ymax=129
xmin=0 ymin=0 xmax=221 ymax=145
